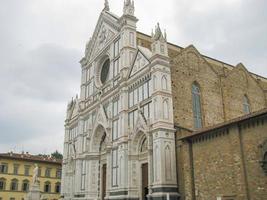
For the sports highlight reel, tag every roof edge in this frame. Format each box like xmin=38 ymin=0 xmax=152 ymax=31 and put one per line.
xmin=178 ymin=107 xmax=267 ymax=140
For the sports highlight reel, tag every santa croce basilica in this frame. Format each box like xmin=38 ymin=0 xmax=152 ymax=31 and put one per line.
xmin=61 ymin=1 xmax=267 ymax=200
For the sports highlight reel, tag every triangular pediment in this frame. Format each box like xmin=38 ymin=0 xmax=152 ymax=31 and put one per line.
xmin=86 ymin=11 xmax=120 ymax=61
xmin=93 ymin=103 xmax=109 ymax=131
xmin=129 ymin=47 xmax=151 ymax=77
xmin=225 ymin=63 xmax=257 ymax=87
xmin=133 ymin=110 xmax=149 ymax=134
xmin=172 ymin=44 xmax=218 ymax=76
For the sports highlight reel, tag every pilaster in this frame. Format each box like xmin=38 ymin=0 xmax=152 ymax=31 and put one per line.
xmin=149 ymin=23 xmax=180 ymax=200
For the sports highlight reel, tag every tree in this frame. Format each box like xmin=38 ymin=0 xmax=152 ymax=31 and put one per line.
xmin=51 ymin=150 xmax=63 ymax=160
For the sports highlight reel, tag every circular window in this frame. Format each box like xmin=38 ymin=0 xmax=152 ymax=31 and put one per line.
xmin=100 ymin=59 xmax=110 ymax=84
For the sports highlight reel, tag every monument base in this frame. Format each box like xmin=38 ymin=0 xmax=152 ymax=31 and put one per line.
xmin=26 ymin=183 xmax=41 ymax=200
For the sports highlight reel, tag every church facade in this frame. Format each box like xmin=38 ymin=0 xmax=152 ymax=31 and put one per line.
xmin=61 ymin=1 xmax=267 ymax=200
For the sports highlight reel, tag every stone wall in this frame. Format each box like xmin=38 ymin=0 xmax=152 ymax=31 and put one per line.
xmin=137 ymin=32 xmax=267 ymax=131
xmin=177 ymin=112 xmax=267 ymax=200
xmin=170 ymin=45 xmax=266 ymax=130
xmin=221 ymin=64 xmax=266 ymax=121
xmin=170 ymin=45 xmax=225 ymax=129
xmin=241 ymin=118 xmax=267 ymax=200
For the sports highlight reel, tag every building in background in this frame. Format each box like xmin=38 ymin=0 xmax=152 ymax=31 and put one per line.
xmin=61 ymin=0 xmax=267 ymax=200
xmin=0 ymin=152 xmax=62 ymax=200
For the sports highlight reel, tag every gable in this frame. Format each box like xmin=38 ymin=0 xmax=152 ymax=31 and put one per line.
xmin=172 ymin=45 xmax=218 ymax=77
xmin=93 ymin=103 xmax=109 ymax=131
xmin=224 ymin=63 xmax=262 ymax=90
xmin=90 ymin=23 xmax=116 ymax=59
xmin=86 ymin=11 xmax=120 ymax=61
xmin=129 ymin=48 xmax=151 ymax=77
xmin=133 ymin=110 xmax=149 ymax=135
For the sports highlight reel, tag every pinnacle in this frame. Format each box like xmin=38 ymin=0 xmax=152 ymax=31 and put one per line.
xmin=104 ymin=0 xmax=110 ymax=11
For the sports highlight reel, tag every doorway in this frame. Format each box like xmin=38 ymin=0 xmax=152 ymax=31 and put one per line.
xmin=101 ymin=164 xmax=107 ymax=200
xmin=141 ymin=163 xmax=148 ymax=200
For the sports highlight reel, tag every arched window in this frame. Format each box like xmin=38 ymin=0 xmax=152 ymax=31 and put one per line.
xmin=22 ymin=179 xmax=29 ymax=192
xmin=165 ymin=145 xmax=172 ymax=181
xmin=10 ymin=179 xmax=18 ymax=191
xmin=243 ymin=95 xmax=250 ymax=114
xmin=162 ymin=75 xmax=168 ymax=90
xmin=192 ymin=83 xmax=202 ymax=129
xmin=154 ymin=145 xmax=160 ymax=181
xmin=119 ymin=156 xmax=124 ymax=186
xmin=55 ymin=182 xmax=61 ymax=193
xmin=154 ymin=98 xmax=158 ymax=120
xmin=153 ymin=75 xmax=157 ymax=91
xmin=44 ymin=181 xmax=51 ymax=193
xmin=0 ymin=178 xmax=6 ymax=190
xmin=163 ymin=99 xmax=169 ymax=119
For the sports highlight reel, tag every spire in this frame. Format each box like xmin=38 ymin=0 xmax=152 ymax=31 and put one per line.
xmin=123 ymin=0 xmax=135 ymax=15
xmin=104 ymin=0 xmax=110 ymax=11
xmin=151 ymin=23 xmax=168 ymax=56
xmin=164 ymin=29 xmax=167 ymax=40
xmin=152 ymin=23 xmax=166 ymax=42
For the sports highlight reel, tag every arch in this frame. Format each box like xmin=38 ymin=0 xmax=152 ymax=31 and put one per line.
xmin=22 ymin=179 xmax=30 ymax=192
xmin=154 ymin=145 xmax=160 ymax=181
xmin=55 ymin=182 xmax=61 ymax=193
xmin=44 ymin=181 xmax=51 ymax=193
xmin=154 ymin=98 xmax=158 ymax=120
xmin=90 ymin=124 xmax=108 ymax=152
xmin=164 ymin=145 xmax=172 ymax=181
xmin=0 ymin=177 xmax=6 ymax=190
xmin=119 ymin=155 xmax=124 ymax=186
xmin=10 ymin=178 xmax=18 ymax=191
xmin=163 ymin=99 xmax=169 ymax=119
xmin=161 ymin=75 xmax=168 ymax=90
xmin=192 ymin=82 xmax=202 ymax=129
xmin=131 ymin=131 xmax=148 ymax=155
xmin=153 ymin=75 xmax=157 ymax=91
xmin=243 ymin=94 xmax=251 ymax=114
xmin=140 ymin=137 xmax=148 ymax=153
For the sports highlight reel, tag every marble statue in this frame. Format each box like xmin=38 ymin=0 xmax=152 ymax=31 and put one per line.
xmin=32 ymin=164 xmax=39 ymax=184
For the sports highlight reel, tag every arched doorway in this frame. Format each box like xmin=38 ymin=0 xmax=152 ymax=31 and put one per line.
xmin=141 ymin=163 xmax=148 ymax=200
xmin=138 ymin=134 xmax=149 ymax=200
xmin=91 ymin=124 xmax=108 ymax=200
xmin=99 ymin=130 xmax=106 ymax=200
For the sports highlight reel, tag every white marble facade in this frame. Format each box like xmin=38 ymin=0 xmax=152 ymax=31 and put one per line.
xmin=62 ymin=1 xmax=179 ymax=200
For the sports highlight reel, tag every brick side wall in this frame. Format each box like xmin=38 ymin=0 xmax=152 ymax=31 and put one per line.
xmin=170 ymin=49 xmax=266 ymax=131
xmin=170 ymin=46 xmax=225 ymax=130
xmin=222 ymin=65 xmax=266 ymax=121
xmin=178 ymin=116 xmax=267 ymax=200
xmin=241 ymin=119 xmax=267 ymax=200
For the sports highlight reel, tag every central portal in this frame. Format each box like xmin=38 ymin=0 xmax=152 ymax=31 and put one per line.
xmin=101 ymin=164 xmax=107 ymax=200
xmin=141 ymin=163 xmax=148 ymax=200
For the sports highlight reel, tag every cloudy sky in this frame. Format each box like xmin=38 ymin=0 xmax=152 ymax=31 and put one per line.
xmin=0 ymin=0 xmax=266 ymax=155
